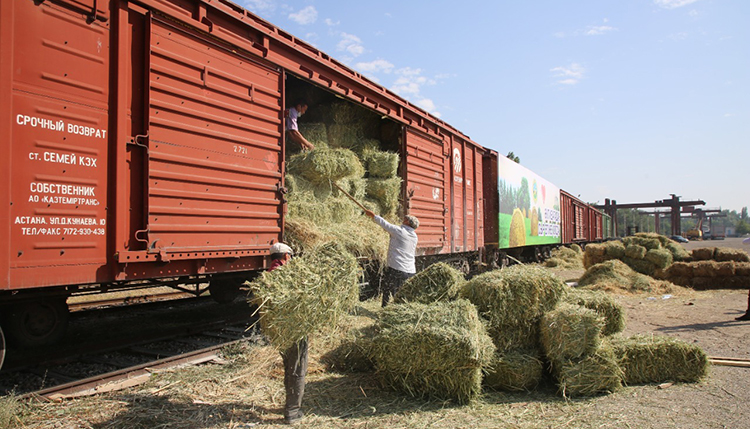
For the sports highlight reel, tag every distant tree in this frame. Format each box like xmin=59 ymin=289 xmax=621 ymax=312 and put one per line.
xmin=742 ymin=206 xmax=748 ymax=221
xmin=737 ymin=220 xmax=750 ymax=235
xmin=506 ymin=151 xmax=520 ymax=163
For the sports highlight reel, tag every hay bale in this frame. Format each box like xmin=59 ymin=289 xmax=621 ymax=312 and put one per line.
xmin=287 ymin=147 xmax=364 ymax=184
xmin=666 ymin=241 xmax=691 ymax=261
xmin=484 ymin=348 xmax=545 ymax=392
xmin=604 ymin=240 xmax=626 ymax=259
xmin=736 ymin=263 xmax=750 ymax=276
xmin=715 ymin=247 xmax=750 ymax=263
xmin=624 ymin=244 xmax=647 ymax=260
xmin=298 ymin=123 xmax=328 ymax=145
xmin=247 ymin=242 xmax=360 ymax=350
xmin=564 ymin=289 xmax=625 ymax=336
xmin=370 ymin=300 xmax=495 ymax=403
xmin=395 ymin=262 xmax=464 ymax=304
xmin=544 ymin=246 xmax=584 ymax=270
xmin=326 ymin=123 xmax=364 ymax=148
xmin=366 ymin=177 xmax=402 ymax=215
xmin=691 ymin=247 xmax=716 ymax=261
xmin=540 ymin=303 xmax=604 ymax=361
xmin=460 ymin=265 xmax=567 ymax=349
xmin=691 ymin=277 xmax=715 ymax=290
xmin=553 ymin=344 xmax=623 ymax=398
xmin=725 ymin=276 xmax=750 ymax=289
xmin=714 ymin=262 xmax=736 ymax=277
xmin=635 ymin=232 xmax=671 ymax=248
xmin=667 ymin=262 xmax=693 ymax=278
xmin=583 ymin=243 xmax=608 ymax=268
xmin=622 ymin=256 xmax=656 ymax=276
xmin=645 ymin=248 xmax=673 ymax=269
xmin=610 ymin=334 xmax=708 ymax=384
xmin=332 ymin=177 xmax=367 ymax=201
xmin=363 ymin=149 xmax=400 ymax=178
xmin=692 ymin=261 xmax=717 ymax=277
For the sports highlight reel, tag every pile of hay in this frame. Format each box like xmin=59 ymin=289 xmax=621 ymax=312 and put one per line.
xmin=660 ymin=246 xmax=750 ymax=289
xmin=484 ymin=348 xmax=545 ymax=392
xmin=610 ymin=334 xmax=709 ymax=384
xmin=578 ymin=259 xmax=675 ymax=294
xmin=247 ymin=242 xmax=360 ymax=350
xmin=395 ymin=262 xmax=465 ymax=304
xmin=544 ymin=245 xmax=584 ymax=270
xmin=564 ymin=288 xmax=625 ymax=335
xmin=583 ymin=233 xmax=689 ymax=277
xmin=460 ymin=264 xmax=568 ymax=350
xmin=369 ymin=299 xmax=495 ymax=403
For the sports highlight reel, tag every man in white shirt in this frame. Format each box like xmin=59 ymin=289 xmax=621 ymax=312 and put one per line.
xmin=365 ymin=210 xmax=419 ymax=306
xmin=286 ymin=99 xmax=315 ymax=151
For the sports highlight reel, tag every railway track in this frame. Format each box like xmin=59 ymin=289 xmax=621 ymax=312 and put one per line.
xmin=0 ymin=297 xmax=259 ymax=398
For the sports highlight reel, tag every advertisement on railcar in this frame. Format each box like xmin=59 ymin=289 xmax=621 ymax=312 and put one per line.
xmin=497 ymin=156 xmax=561 ymax=249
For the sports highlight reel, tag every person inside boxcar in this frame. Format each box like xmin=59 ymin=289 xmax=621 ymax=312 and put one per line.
xmin=364 ymin=210 xmax=419 ymax=306
xmin=285 ymin=99 xmax=315 ymax=151
xmin=267 ymin=242 xmax=307 ymax=424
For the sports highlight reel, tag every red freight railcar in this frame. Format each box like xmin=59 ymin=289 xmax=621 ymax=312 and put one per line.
xmin=560 ymin=190 xmax=604 ymax=244
xmin=0 ymin=0 xmax=498 ymax=358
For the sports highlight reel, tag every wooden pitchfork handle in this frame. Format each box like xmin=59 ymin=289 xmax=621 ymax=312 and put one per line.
xmin=330 ymin=180 xmax=368 ymax=212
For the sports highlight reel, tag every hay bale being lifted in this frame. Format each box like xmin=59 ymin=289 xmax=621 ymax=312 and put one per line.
xmin=610 ymin=334 xmax=709 ymax=385
xmin=484 ymin=348 xmax=545 ymax=392
xmin=395 ymin=262 xmax=464 ymax=304
xmin=370 ymin=299 xmax=495 ymax=403
xmin=286 ymin=147 xmax=364 ymax=184
xmin=247 ymin=242 xmax=360 ymax=351
xmin=366 ymin=177 xmax=402 ymax=216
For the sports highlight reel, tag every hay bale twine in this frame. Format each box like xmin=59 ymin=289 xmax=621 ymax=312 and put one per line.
xmin=460 ymin=265 xmax=567 ymax=349
xmin=624 ymin=244 xmax=647 ymax=260
xmin=552 ymin=344 xmax=623 ymax=398
xmin=715 ymin=247 xmax=750 ymax=263
xmin=484 ymin=348 xmax=545 ymax=392
xmin=610 ymin=334 xmax=708 ymax=384
xmin=370 ymin=300 xmax=495 ymax=403
xmin=540 ymin=303 xmax=604 ymax=361
xmin=645 ymin=248 xmax=673 ymax=270
xmin=564 ymin=289 xmax=625 ymax=336
xmin=247 ymin=242 xmax=360 ymax=350
xmin=691 ymin=247 xmax=716 ymax=261
xmin=395 ymin=262 xmax=464 ymax=304
xmin=287 ymin=147 xmax=364 ymax=184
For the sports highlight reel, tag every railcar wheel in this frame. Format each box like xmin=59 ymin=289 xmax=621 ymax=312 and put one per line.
xmin=6 ymin=298 xmax=69 ymax=347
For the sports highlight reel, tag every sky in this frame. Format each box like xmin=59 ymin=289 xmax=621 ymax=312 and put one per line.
xmin=240 ymin=0 xmax=749 ymax=213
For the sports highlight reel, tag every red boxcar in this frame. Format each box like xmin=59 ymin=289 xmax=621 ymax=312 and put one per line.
xmin=0 ymin=0 xmax=498 ymax=355
xmin=560 ymin=190 xmax=604 ymax=244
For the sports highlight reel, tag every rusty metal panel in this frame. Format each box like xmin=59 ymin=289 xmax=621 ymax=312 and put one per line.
xmin=450 ymin=142 xmax=464 ymax=252
xmin=482 ymin=152 xmax=499 ymax=247
xmin=143 ymin=18 xmax=283 ymax=257
xmin=404 ymin=128 xmax=447 ymax=252
xmin=5 ymin=0 xmax=110 ymax=289
xmin=473 ymin=146 xmax=485 ymax=250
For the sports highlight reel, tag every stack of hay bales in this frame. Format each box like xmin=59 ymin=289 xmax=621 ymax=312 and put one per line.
xmin=583 ymin=233 xmax=689 ymax=277
xmin=394 ymin=262 xmax=465 ymax=304
xmin=662 ymin=247 xmax=750 ymax=289
xmin=610 ymin=334 xmax=708 ymax=385
xmin=247 ymin=242 xmax=360 ymax=351
xmin=540 ymin=303 xmax=623 ymax=397
xmin=369 ymin=299 xmax=495 ymax=403
xmin=461 ymin=265 xmax=567 ymax=392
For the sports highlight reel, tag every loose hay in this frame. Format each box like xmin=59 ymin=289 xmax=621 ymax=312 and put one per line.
xmin=564 ymin=288 xmax=625 ymax=336
xmin=484 ymin=348 xmax=545 ymax=392
xmin=395 ymin=262 xmax=464 ymax=304
xmin=553 ymin=344 xmax=623 ymax=398
xmin=544 ymin=246 xmax=584 ymax=270
xmin=578 ymin=259 xmax=652 ymax=292
xmin=370 ymin=299 xmax=495 ymax=403
xmin=610 ymin=334 xmax=709 ymax=385
xmin=460 ymin=265 xmax=567 ymax=349
xmin=247 ymin=242 xmax=360 ymax=350
xmin=540 ymin=303 xmax=604 ymax=361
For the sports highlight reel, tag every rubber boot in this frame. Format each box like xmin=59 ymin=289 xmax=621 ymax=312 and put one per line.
xmin=282 ymin=337 xmax=308 ymax=424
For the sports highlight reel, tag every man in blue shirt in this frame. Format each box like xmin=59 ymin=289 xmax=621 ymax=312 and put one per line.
xmin=365 ymin=210 xmax=419 ymax=306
